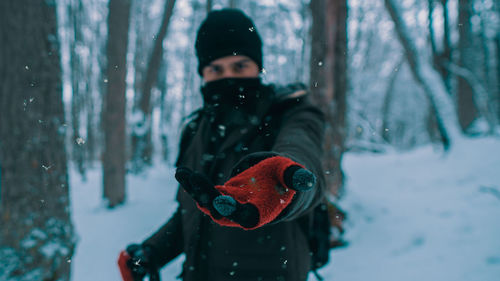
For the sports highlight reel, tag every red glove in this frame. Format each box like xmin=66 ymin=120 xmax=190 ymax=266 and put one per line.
xmin=175 ymin=154 xmax=316 ymax=230
xmin=118 ymin=251 xmax=135 ymax=281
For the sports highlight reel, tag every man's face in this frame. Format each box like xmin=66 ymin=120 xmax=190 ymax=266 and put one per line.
xmin=202 ymin=55 xmax=260 ymax=82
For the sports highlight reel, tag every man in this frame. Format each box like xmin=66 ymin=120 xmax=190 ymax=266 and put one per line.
xmin=119 ymin=9 xmax=326 ymax=281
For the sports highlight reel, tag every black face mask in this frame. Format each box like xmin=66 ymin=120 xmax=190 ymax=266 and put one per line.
xmin=200 ymin=77 xmax=267 ymax=111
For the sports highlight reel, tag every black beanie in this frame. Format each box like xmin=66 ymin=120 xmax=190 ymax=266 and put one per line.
xmin=195 ymin=9 xmax=263 ymax=76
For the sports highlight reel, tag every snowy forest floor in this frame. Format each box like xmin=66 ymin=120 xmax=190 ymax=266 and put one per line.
xmin=70 ymin=137 xmax=500 ymax=281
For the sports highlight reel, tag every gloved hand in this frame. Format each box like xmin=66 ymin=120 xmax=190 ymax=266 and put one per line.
xmin=175 ymin=153 xmax=316 ymax=230
xmin=117 ymin=244 xmax=160 ymax=281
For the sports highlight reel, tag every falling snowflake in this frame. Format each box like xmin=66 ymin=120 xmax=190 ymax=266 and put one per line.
xmin=75 ymin=138 xmax=85 ymax=145
xmin=42 ymin=164 xmax=53 ymax=171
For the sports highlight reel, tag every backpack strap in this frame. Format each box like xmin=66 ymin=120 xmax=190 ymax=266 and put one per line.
xmin=271 ymin=83 xmax=308 ymax=103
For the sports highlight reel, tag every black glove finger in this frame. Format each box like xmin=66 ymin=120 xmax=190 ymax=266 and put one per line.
xmin=212 ymin=194 xmax=259 ymax=229
xmin=176 ymin=167 xmax=224 ymax=220
xmin=126 ymin=258 xmax=148 ymax=278
xmin=175 ymin=167 xmax=197 ymax=192
xmin=283 ymin=165 xmax=316 ymax=192
xmin=228 ymin=202 xmax=259 ymax=229
xmin=188 ymin=171 xmax=223 ymax=206
xmin=125 ymin=244 xmax=152 ymax=279
xmin=176 ymin=167 xmax=214 ymax=205
xmin=230 ymin=152 xmax=279 ymax=177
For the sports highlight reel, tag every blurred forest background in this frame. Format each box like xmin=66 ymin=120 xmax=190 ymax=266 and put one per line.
xmin=0 ymin=0 xmax=499 ymax=279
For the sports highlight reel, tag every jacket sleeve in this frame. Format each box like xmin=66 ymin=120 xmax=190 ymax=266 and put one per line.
xmin=270 ymin=94 xmax=326 ymax=221
xmin=141 ymin=207 xmax=184 ymax=268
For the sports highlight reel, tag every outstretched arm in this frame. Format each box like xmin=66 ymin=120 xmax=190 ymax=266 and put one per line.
xmin=141 ymin=207 xmax=184 ymax=267
xmin=270 ymin=96 xmax=326 ymax=221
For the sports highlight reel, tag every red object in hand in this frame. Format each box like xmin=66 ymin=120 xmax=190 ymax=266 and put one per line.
xmin=118 ymin=250 xmax=135 ymax=281
xmin=199 ymin=156 xmax=301 ymax=230
xmin=176 ymin=154 xmax=316 ymax=230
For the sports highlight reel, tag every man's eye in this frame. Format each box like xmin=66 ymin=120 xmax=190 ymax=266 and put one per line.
xmin=211 ymin=66 xmax=222 ymax=74
xmin=234 ymin=63 xmax=246 ymax=72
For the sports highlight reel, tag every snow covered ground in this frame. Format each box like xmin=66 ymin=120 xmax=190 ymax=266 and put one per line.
xmin=70 ymin=137 xmax=500 ymax=281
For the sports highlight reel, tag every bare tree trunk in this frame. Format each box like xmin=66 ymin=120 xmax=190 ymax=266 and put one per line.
xmin=131 ymin=0 xmax=176 ymax=172
xmin=90 ymin=0 xmax=108 ymax=165
xmin=427 ymin=0 xmax=460 ymax=141
xmin=441 ymin=0 xmax=452 ymax=90
xmin=140 ymin=0 xmax=176 ymax=116
xmin=207 ymin=0 xmax=213 ymax=13
xmin=158 ymin=62 xmax=171 ymax=162
xmin=431 ymin=0 xmax=497 ymax=133
xmin=445 ymin=63 xmax=497 ymax=132
xmin=381 ymin=58 xmax=404 ymax=142
xmin=68 ymin=0 xmax=88 ymax=177
xmin=132 ymin=0 xmax=150 ymax=108
xmin=129 ymin=0 xmax=151 ymax=173
xmin=385 ymin=0 xmax=462 ymax=150
xmin=479 ymin=7 xmax=500 ymax=130
xmin=457 ymin=0 xmax=478 ymax=131
xmin=309 ymin=0 xmax=347 ymax=197
xmin=103 ymin=0 xmax=131 ymax=207
xmin=497 ymin=33 xmax=500 ymax=120
xmin=428 ymin=0 xmax=452 ymax=92
xmin=0 ymin=1 xmax=75 ymax=279
xmin=228 ymin=0 xmax=237 ymax=9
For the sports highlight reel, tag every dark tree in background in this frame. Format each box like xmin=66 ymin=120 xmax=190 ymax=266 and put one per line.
xmin=68 ymin=0 xmax=86 ymax=176
xmin=130 ymin=0 xmax=176 ymax=172
xmin=0 ymin=1 xmax=75 ymax=280
xmin=428 ymin=0 xmax=453 ymax=93
xmin=207 ymin=0 xmax=213 ymax=13
xmin=309 ymin=0 xmax=348 ymax=196
xmin=457 ymin=0 xmax=478 ymax=131
xmin=103 ymin=0 xmax=132 ymax=207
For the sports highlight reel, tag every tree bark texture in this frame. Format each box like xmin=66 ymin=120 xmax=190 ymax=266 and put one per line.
xmin=0 ymin=1 xmax=75 ymax=280
xmin=207 ymin=0 xmax=213 ymax=13
xmin=385 ymin=0 xmax=463 ymax=150
xmin=131 ymin=0 xmax=148 ymax=108
xmin=309 ymin=0 xmax=348 ymax=197
xmin=445 ymin=62 xmax=497 ymax=132
xmin=428 ymin=0 xmax=452 ymax=92
xmin=440 ymin=0 xmax=452 ymax=89
xmin=68 ymin=0 xmax=89 ymax=177
xmin=497 ymin=33 xmax=500 ymax=120
xmin=131 ymin=0 xmax=176 ymax=172
xmin=382 ymin=58 xmax=404 ymax=142
xmin=103 ymin=0 xmax=131 ymax=207
xmin=139 ymin=0 xmax=176 ymax=116
xmin=457 ymin=0 xmax=478 ymax=131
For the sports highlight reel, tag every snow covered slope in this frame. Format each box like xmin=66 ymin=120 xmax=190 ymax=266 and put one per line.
xmin=71 ymin=137 xmax=500 ymax=281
